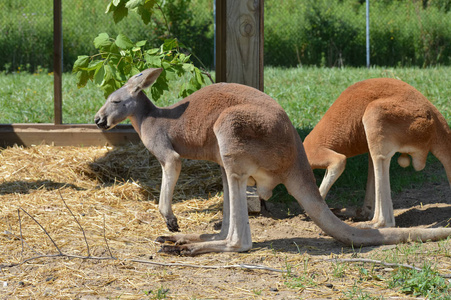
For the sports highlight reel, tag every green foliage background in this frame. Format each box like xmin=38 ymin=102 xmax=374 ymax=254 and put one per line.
xmin=1 ymin=0 xmax=451 ymax=73
xmin=0 ymin=0 xmax=214 ymax=73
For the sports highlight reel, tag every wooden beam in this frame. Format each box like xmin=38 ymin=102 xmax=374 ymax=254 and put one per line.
xmin=215 ymin=0 xmax=264 ymax=91
xmin=215 ymin=0 xmax=227 ymax=83
xmin=53 ymin=0 xmax=63 ymax=124
xmin=0 ymin=124 xmax=140 ymax=148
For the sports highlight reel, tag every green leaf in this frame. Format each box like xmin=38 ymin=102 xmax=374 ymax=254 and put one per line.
xmin=164 ymin=70 xmax=177 ymax=81
xmin=72 ymin=55 xmax=90 ymax=72
xmin=137 ymin=7 xmax=151 ymax=24
xmin=150 ymin=74 xmax=169 ymax=101
xmin=178 ymin=82 xmax=195 ymax=98
xmin=136 ymin=40 xmax=147 ymax=47
xmin=137 ymin=0 xmax=157 ymax=24
xmin=104 ymin=65 xmax=114 ymax=82
xmin=86 ymin=60 xmax=104 ymax=72
xmin=94 ymin=33 xmax=111 ymax=49
xmin=150 ymin=85 xmax=162 ymax=100
xmin=182 ymin=63 xmax=194 ymax=72
xmin=94 ymin=65 xmax=105 ymax=85
xmin=143 ymin=0 xmax=157 ymax=11
xmin=194 ymin=68 xmax=204 ymax=86
xmin=147 ymin=48 xmax=160 ymax=55
xmin=113 ymin=3 xmax=128 ymax=23
xmin=109 ymin=42 xmax=121 ymax=55
xmin=170 ymin=64 xmax=185 ymax=77
xmin=76 ymin=71 xmax=90 ymax=88
xmin=130 ymin=67 xmax=141 ymax=76
xmin=144 ymin=53 xmax=162 ymax=67
xmin=115 ymin=34 xmax=134 ymax=49
xmin=161 ymin=61 xmax=171 ymax=70
xmin=122 ymin=63 xmax=132 ymax=76
xmin=162 ymin=39 xmax=179 ymax=52
xmin=101 ymin=79 xmax=118 ymax=98
xmin=182 ymin=54 xmax=191 ymax=63
xmin=114 ymin=77 xmax=123 ymax=89
xmin=105 ymin=2 xmax=115 ymax=13
xmin=113 ymin=0 xmax=121 ymax=6
xmin=125 ymin=0 xmax=144 ymax=9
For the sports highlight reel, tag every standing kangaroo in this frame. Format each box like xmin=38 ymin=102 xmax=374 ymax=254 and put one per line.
xmin=95 ymin=69 xmax=451 ymax=255
xmin=303 ymin=78 xmax=451 ymax=229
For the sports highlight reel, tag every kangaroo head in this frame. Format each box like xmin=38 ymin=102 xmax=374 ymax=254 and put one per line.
xmin=94 ymin=68 xmax=163 ymax=130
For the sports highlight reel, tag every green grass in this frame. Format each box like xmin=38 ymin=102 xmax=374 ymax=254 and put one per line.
xmin=278 ymin=238 xmax=451 ymax=299
xmin=0 ymin=70 xmax=199 ymax=124
xmin=389 ymin=264 xmax=451 ymax=298
xmin=2 ymin=66 xmax=451 ymax=125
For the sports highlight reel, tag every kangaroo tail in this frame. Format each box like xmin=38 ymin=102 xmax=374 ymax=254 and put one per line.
xmin=285 ymin=166 xmax=451 ymax=246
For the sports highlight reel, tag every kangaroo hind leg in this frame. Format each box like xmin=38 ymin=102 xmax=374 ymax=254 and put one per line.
xmin=358 ymin=102 xmax=398 ymax=228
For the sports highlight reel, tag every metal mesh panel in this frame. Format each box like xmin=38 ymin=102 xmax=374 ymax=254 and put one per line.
xmin=264 ymin=0 xmax=451 ymax=67
xmin=1 ymin=0 xmax=450 ymax=73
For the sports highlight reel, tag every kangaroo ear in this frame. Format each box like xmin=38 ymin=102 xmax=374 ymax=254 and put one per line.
xmin=127 ymin=68 xmax=163 ymax=94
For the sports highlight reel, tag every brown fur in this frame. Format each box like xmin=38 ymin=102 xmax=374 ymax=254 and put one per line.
xmin=95 ymin=70 xmax=451 ymax=255
xmin=304 ymin=78 xmax=451 ymax=228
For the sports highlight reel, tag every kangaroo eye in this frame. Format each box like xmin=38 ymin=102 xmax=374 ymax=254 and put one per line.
xmin=112 ymin=100 xmax=121 ymax=104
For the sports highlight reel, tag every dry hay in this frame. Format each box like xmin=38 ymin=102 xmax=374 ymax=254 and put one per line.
xmin=0 ymin=144 xmax=450 ymax=299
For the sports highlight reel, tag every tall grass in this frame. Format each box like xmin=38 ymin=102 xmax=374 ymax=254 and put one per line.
xmin=2 ymin=66 xmax=450 ymax=125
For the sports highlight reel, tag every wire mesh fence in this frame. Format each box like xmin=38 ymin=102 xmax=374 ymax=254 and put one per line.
xmin=265 ymin=0 xmax=451 ymax=67
xmin=1 ymin=0 xmax=451 ymax=74
xmin=0 ymin=0 xmax=214 ymax=74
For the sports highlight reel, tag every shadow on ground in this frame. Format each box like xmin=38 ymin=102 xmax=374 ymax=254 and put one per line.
xmin=0 ymin=180 xmax=84 ymax=195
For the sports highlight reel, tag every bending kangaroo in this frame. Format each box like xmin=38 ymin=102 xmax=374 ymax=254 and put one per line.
xmin=304 ymin=78 xmax=451 ymax=229
xmin=95 ymin=69 xmax=451 ymax=255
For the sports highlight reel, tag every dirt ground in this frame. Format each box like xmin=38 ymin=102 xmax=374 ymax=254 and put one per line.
xmin=0 ymin=144 xmax=450 ymax=299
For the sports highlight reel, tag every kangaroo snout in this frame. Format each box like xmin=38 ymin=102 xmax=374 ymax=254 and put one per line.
xmin=94 ymin=115 xmax=109 ymax=130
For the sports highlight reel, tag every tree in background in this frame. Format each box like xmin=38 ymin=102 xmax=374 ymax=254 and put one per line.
xmin=73 ymin=0 xmax=211 ymax=100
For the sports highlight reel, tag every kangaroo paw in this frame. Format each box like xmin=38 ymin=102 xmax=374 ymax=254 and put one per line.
xmin=166 ymin=218 xmax=179 ymax=232
xmin=155 ymin=235 xmax=176 ymax=244
xmin=331 ymin=207 xmax=358 ymax=219
xmin=158 ymin=244 xmax=193 ymax=256
xmin=331 ymin=207 xmax=371 ymax=221
xmin=155 ymin=234 xmax=193 ymax=245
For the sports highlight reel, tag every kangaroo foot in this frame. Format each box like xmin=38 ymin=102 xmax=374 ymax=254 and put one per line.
xmin=354 ymin=219 xmax=395 ymax=229
xmin=155 ymin=235 xmax=196 ymax=246
xmin=155 ymin=233 xmax=211 ymax=245
xmin=331 ymin=207 xmax=371 ymax=221
xmin=158 ymin=244 xmax=192 ymax=256
xmin=155 ymin=235 xmax=178 ymax=244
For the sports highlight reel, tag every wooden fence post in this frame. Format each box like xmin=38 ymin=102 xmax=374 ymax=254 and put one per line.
xmin=216 ymin=0 xmax=264 ymax=91
xmin=216 ymin=0 xmax=264 ymax=212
